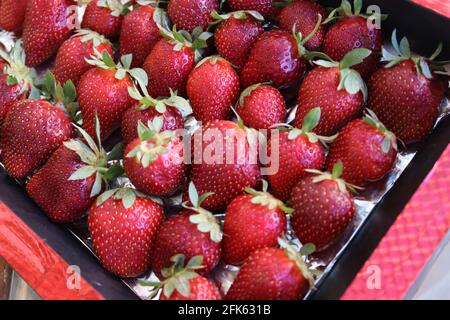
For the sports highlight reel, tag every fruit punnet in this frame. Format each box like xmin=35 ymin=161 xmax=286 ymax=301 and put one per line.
xmin=168 ymin=0 xmax=219 ymax=33
xmin=293 ymin=48 xmax=371 ymax=136
xmin=82 ymin=0 xmax=131 ymax=38
xmin=88 ymin=187 xmax=165 ymax=278
xmin=53 ymin=29 xmax=113 ymax=86
xmin=290 ymin=161 xmax=357 ymax=251
xmin=0 ymin=0 xmax=28 ymax=35
xmin=327 ymin=110 xmax=398 ymax=186
xmin=151 ymin=182 xmax=222 ymax=277
xmin=367 ymin=30 xmax=446 ymax=145
xmin=139 ymin=254 xmax=221 ymax=300
xmin=124 ymin=116 xmax=187 ymax=197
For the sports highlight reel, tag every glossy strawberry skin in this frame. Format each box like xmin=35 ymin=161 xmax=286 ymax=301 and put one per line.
xmin=225 ymin=247 xmax=310 ymax=300
xmin=228 ymin=0 xmax=280 ymax=19
xmin=240 ymin=30 xmax=306 ymax=89
xmin=293 ymin=66 xmax=364 ymax=136
xmin=168 ymin=0 xmax=219 ymax=33
xmin=222 ymin=194 xmax=287 ymax=265
xmin=26 ymin=145 xmax=99 ymax=223
xmin=188 ymin=120 xmax=261 ymax=212
xmin=187 ymin=58 xmax=240 ymax=123
xmin=160 ymin=276 xmax=221 ymax=300
xmin=290 ymin=176 xmax=355 ymax=251
xmin=236 ymin=85 xmax=286 ymax=129
xmin=267 ymin=131 xmax=325 ymax=201
xmin=324 ymin=16 xmax=383 ymax=78
xmin=143 ymin=38 xmax=195 ymax=98
xmin=0 ymin=0 xmax=28 ymax=35
xmin=121 ymin=105 xmax=183 ymax=147
xmin=0 ymin=74 xmax=26 ymax=123
xmin=0 ymin=99 xmax=74 ymax=179
xmin=119 ymin=6 xmax=161 ymax=68
xmin=22 ymin=0 xmax=75 ymax=67
xmin=367 ymin=60 xmax=445 ymax=144
xmin=327 ymin=119 xmax=397 ymax=186
xmin=88 ymin=196 xmax=164 ymax=278
xmin=123 ymin=137 xmax=186 ymax=197
xmin=53 ymin=35 xmax=113 ymax=86
xmin=279 ymin=0 xmax=326 ymax=51
xmin=77 ymin=68 xmax=134 ymax=141
xmin=151 ymin=211 xmax=222 ymax=278
xmin=82 ymin=1 xmax=123 ymax=38
xmin=214 ymin=16 xmax=264 ymax=69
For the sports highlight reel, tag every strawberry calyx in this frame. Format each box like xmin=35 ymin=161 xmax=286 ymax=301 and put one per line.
xmin=323 ymin=0 xmax=387 ymax=24
xmin=363 ymin=109 xmax=398 ymax=153
xmin=293 ymin=13 xmax=323 ymax=57
xmin=139 ymin=254 xmax=204 ymax=299
xmin=306 ymin=161 xmax=362 ymax=193
xmin=136 ymin=0 xmax=159 ymax=6
xmin=95 ymin=187 xmax=161 ymax=209
xmin=95 ymin=0 xmax=132 ymax=17
xmin=126 ymin=116 xmax=176 ymax=167
xmin=210 ymin=10 xmax=264 ymax=24
xmin=245 ymin=187 xmax=293 ymax=214
xmin=183 ymin=182 xmax=223 ymax=243
xmin=73 ymin=28 xmax=112 ymax=48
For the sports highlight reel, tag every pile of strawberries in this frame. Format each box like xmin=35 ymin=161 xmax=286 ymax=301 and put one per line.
xmin=0 ymin=0 xmax=447 ymax=300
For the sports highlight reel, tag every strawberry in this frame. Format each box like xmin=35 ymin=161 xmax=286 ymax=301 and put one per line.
xmin=225 ymin=240 xmax=314 ymax=300
xmin=293 ymin=48 xmax=370 ymax=136
xmin=140 ymin=255 xmax=221 ymax=300
xmin=290 ymin=161 xmax=356 ymax=251
xmin=81 ymin=0 xmax=130 ymax=38
xmin=26 ymin=118 xmax=122 ymax=223
xmin=278 ymin=0 xmax=326 ymax=51
xmin=187 ymin=120 xmax=260 ymax=211
xmin=123 ymin=116 xmax=186 ymax=196
xmin=323 ymin=0 xmax=383 ymax=78
xmin=78 ymin=51 xmax=148 ymax=141
xmin=121 ymin=85 xmax=190 ymax=146
xmin=326 ymin=110 xmax=397 ymax=186
xmin=236 ymin=83 xmax=286 ymax=130
xmin=22 ymin=0 xmax=75 ymax=67
xmin=223 ymin=187 xmax=290 ymax=265
xmin=212 ymin=10 xmax=264 ymax=69
xmin=367 ymin=30 xmax=446 ymax=144
xmin=88 ymin=187 xmax=164 ymax=277
xmin=168 ymin=0 xmax=219 ymax=33
xmin=143 ymin=26 xmax=211 ymax=98
xmin=266 ymin=108 xmax=328 ymax=201
xmin=0 ymin=0 xmax=28 ymax=35
xmin=53 ymin=29 xmax=113 ymax=86
xmin=151 ymin=183 xmax=222 ymax=277
xmin=119 ymin=4 xmax=163 ymax=67
xmin=0 ymin=40 xmax=36 ymax=123
xmin=187 ymin=56 xmax=240 ymax=123
xmin=228 ymin=0 xmax=280 ymax=19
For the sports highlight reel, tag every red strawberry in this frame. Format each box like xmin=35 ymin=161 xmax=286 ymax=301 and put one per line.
xmin=168 ymin=0 xmax=219 ymax=33
xmin=223 ymin=188 xmax=290 ymax=265
xmin=123 ymin=116 xmax=186 ymax=196
xmin=22 ymin=0 xmax=75 ymax=67
xmin=151 ymin=183 xmax=222 ymax=277
xmin=0 ymin=99 xmax=74 ymax=178
xmin=119 ymin=5 xmax=162 ymax=67
xmin=266 ymin=108 xmax=328 ymax=201
xmin=279 ymin=0 xmax=326 ymax=51
xmin=0 ymin=40 xmax=36 ymax=123
xmin=327 ymin=110 xmax=397 ymax=186
xmin=121 ymin=86 xmax=189 ymax=146
xmin=367 ymin=31 xmax=445 ymax=144
xmin=236 ymin=83 xmax=286 ymax=129
xmin=293 ymin=48 xmax=370 ymax=136
xmin=143 ymin=27 xmax=211 ymax=98
xmin=323 ymin=0 xmax=383 ymax=78
xmin=188 ymin=120 xmax=260 ymax=211
xmin=225 ymin=241 xmax=314 ymax=300
xmin=53 ymin=29 xmax=113 ymax=86
xmin=26 ymin=119 xmax=121 ymax=223
xmin=0 ymin=0 xmax=28 ymax=35
xmin=213 ymin=10 xmax=264 ymax=69
xmin=187 ymin=56 xmax=240 ymax=123
xmin=140 ymin=254 xmax=221 ymax=300
xmin=88 ymin=188 xmax=164 ymax=277
xmin=290 ymin=162 xmax=356 ymax=251
xmin=82 ymin=0 xmax=129 ymax=38
xmin=78 ymin=51 xmax=148 ymax=141
xmin=228 ymin=0 xmax=280 ymax=19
